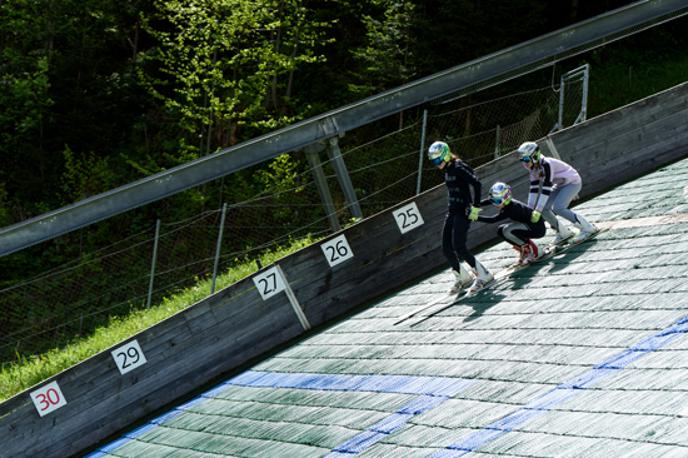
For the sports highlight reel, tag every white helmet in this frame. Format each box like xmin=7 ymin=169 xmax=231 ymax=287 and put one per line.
xmin=517 ymin=141 xmax=542 ymax=165
xmin=427 ymin=141 xmax=452 ymax=166
xmin=489 ymin=181 xmax=512 ymax=207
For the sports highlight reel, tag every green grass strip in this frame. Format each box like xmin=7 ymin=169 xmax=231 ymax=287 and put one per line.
xmin=0 ymin=235 xmax=318 ymax=402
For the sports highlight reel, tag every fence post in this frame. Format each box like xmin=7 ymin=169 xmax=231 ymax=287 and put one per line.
xmin=211 ymin=203 xmax=228 ymax=295
xmin=327 ymin=137 xmax=363 ymax=220
xmin=147 ymin=219 xmax=161 ymax=308
xmin=579 ymin=64 xmax=590 ymax=124
xmin=494 ymin=124 xmax=501 ymax=159
xmin=416 ymin=109 xmax=428 ymax=195
xmin=305 ymin=145 xmax=341 ymax=232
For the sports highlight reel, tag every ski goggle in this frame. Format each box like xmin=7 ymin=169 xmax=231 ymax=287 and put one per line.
xmin=519 ymin=154 xmax=533 ymax=163
xmin=490 ymin=195 xmax=505 ymax=205
xmin=430 ymin=156 xmax=444 ymax=166
xmin=489 ymin=186 xmax=511 ymax=206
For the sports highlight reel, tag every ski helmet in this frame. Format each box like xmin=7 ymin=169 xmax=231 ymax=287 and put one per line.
xmin=517 ymin=141 xmax=541 ymax=166
xmin=427 ymin=141 xmax=452 ymax=166
xmin=489 ymin=181 xmax=512 ymax=207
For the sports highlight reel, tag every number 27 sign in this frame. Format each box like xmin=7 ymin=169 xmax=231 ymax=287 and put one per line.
xmin=253 ymin=266 xmax=286 ymax=300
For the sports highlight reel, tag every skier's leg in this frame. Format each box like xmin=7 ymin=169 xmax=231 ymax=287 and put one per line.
xmin=452 ymin=214 xmax=476 ymax=268
xmin=551 ymin=183 xmax=598 ymax=241
xmin=443 ymin=213 xmax=473 ymax=292
xmin=503 ymin=222 xmax=535 ymax=264
xmin=498 ymin=225 xmax=525 ymax=264
xmin=546 ymin=188 xmax=574 ymax=243
xmin=442 ymin=213 xmax=462 ymax=272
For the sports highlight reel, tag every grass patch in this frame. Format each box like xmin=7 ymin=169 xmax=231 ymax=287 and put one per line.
xmin=0 ymin=235 xmax=318 ymax=402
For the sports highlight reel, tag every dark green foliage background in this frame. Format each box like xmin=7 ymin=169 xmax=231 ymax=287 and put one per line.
xmin=1 ymin=0 xmax=687 ymax=346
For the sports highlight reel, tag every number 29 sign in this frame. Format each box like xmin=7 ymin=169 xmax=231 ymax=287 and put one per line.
xmin=111 ymin=339 xmax=148 ymax=375
xmin=30 ymin=380 xmax=67 ymax=417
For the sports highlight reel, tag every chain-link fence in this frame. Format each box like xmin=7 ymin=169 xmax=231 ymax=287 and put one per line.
xmin=0 ymin=77 xmax=585 ymax=364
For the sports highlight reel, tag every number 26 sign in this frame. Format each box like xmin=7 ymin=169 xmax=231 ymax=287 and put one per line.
xmin=321 ymin=234 xmax=353 ymax=267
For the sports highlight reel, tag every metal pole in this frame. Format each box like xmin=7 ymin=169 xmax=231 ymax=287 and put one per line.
xmin=416 ymin=109 xmax=428 ymax=195
xmin=210 ymin=203 xmax=228 ymax=294
xmin=327 ymin=137 xmax=363 ymax=220
xmin=305 ymin=147 xmax=341 ymax=232
xmin=580 ymin=64 xmax=590 ymax=123
xmin=146 ymin=219 xmax=161 ymax=308
xmin=494 ymin=124 xmax=501 ymax=159
xmin=558 ymin=72 xmax=566 ymax=131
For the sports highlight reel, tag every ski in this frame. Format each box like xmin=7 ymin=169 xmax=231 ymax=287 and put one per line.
xmin=393 ymin=291 xmax=462 ymax=325
xmin=403 ymin=228 xmax=604 ymax=327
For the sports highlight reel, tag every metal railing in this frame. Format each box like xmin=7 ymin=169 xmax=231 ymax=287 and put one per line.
xmin=1 ymin=0 xmax=686 ymax=257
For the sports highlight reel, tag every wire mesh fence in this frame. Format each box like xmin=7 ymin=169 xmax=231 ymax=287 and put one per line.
xmin=0 ymin=78 xmax=585 ymax=364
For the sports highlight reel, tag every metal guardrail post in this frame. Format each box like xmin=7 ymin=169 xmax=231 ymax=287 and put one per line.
xmin=494 ymin=124 xmax=501 ymax=159
xmin=146 ymin=219 xmax=161 ymax=308
xmin=305 ymin=145 xmax=341 ymax=232
xmin=556 ymin=64 xmax=591 ymax=131
xmin=327 ymin=137 xmax=363 ymax=220
xmin=580 ymin=64 xmax=590 ymax=124
xmin=416 ymin=109 xmax=428 ymax=195
xmin=210 ymin=203 xmax=228 ymax=294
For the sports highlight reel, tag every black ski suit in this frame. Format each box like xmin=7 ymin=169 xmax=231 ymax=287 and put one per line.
xmin=477 ymin=197 xmax=546 ymax=246
xmin=441 ymin=159 xmax=482 ymax=272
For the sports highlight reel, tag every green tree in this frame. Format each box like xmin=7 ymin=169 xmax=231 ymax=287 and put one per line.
xmin=140 ymin=0 xmax=331 ymax=163
xmin=0 ymin=0 xmax=54 ymax=220
xmin=349 ymin=0 xmax=416 ymax=95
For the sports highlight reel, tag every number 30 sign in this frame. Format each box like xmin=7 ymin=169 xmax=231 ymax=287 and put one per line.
xmin=30 ymin=380 xmax=67 ymax=417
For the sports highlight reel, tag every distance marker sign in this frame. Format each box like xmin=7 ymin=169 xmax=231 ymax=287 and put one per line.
xmin=30 ymin=380 xmax=67 ymax=417
xmin=253 ymin=266 xmax=286 ymax=300
xmin=321 ymin=234 xmax=354 ymax=267
xmin=111 ymin=339 xmax=148 ymax=375
xmin=393 ymin=202 xmax=424 ymax=234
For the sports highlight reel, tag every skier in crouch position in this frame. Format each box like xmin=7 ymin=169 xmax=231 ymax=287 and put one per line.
xmin=516 ymin=141 xmax=598 ymax=244
xmin=427 ymin=140 xmax=493 ymax=294
xmin=473 ymin=181 xmax=546 ymax=265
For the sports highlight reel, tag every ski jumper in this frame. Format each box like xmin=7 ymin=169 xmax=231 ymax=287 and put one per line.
xmin=526 ymin=157 xmax=584 ymax=230
xmin=477 ymin=197 xmax=546 ymax=246
xmin=441 ymin=159 xmax=482 ymax=272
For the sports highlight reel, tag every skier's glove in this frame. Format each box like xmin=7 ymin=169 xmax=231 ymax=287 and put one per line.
xmin=468 ymin=206 xmax=481 ymax=221
xmin=530 ymin=210 xmax=541 ymax=223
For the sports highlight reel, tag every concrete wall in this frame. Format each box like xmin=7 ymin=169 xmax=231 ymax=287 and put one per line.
xmin=1 ymin=82 xmax=687 ymax=458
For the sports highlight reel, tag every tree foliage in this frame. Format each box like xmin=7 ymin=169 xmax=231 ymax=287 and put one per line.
xmin=140 ymin=0 xmax=332 ymax=160
xmin=0 ymin=0 xmax=684 ymax=275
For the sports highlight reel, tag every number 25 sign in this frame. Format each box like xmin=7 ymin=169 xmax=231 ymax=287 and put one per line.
xmin=30 ymin=380 xmax=67 ymax=417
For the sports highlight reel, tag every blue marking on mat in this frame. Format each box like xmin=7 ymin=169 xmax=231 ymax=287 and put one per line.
xmin=325 ymin=394 xmax=452 ymax=457
xmin=427 ymin=314 xmax=688 ymax=457
xmin=226 ymin=371 xmax=472 ymax=397
xmin=86 ymin=371 xmax=471 ymax=457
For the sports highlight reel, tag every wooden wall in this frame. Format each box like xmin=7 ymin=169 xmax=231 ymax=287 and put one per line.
xmin=1 ymin=82 xmax=687 ymax=458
